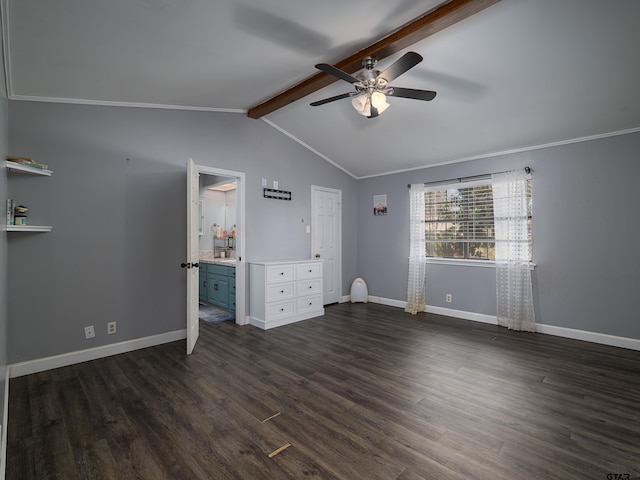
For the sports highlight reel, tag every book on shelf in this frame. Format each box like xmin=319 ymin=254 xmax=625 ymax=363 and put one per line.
xmin=6 ymin=155 xmax=49 ymax=170
xmin=6 ymin=198 xmax=14 ymax=225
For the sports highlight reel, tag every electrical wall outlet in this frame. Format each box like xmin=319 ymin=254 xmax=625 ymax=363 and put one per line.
xmin=84 ymin=326 xmax=95 ymax=339
xmin=273 ymin=180 xmax=278 ymax=190
xmin=261 ymin=178 xmax=267 ymax=187
xmin=446 ymin=293 xmax=452 ymax=303
xmin=107 ymin=322 xmax=117 ymax=334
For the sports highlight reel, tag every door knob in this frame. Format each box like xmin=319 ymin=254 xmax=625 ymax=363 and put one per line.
xmin=180 ymin=262 xmax=190 ymax=268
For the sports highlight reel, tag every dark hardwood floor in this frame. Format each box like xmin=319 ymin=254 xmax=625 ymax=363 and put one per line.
xmin=7 ymin=303 xmax=640 ymax=479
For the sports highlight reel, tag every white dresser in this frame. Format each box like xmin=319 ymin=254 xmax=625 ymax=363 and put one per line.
xmin=249 ymin=260 xmax=324 ymax=330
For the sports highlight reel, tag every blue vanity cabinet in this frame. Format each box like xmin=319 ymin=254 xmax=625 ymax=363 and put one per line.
xmin=228 ymin=268 xmax=236 ymax=312
xmin=199 ymin=268 xmax=207 ymax=301
xmin=206 ymin=263 xmax=238 ymax=310
xmin=207 ymin=265 xmax=229 ymax=309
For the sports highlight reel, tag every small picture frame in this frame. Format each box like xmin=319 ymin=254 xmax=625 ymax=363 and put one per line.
xmin=373 ymin=194 xmax=387 ymax=216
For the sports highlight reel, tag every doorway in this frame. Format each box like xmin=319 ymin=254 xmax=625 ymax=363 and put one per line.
xmin=311 ymin=185 xmax=342 ymax=305
xmin=187 ymin=160 xmax=246 ymax=354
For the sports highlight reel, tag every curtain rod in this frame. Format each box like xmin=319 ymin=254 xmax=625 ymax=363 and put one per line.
xmin=408 ymin=166 xmax=531 ymax=188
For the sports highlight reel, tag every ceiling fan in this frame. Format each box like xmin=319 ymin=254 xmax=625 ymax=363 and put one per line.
xmin=310 ymin=51 xmax=436 ymax=118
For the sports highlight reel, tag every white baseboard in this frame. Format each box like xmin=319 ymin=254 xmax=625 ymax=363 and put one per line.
xmin=536 ymin=323 xmax=640 ymax=351
xmin=8 ymin=330 xmax=187 ymax=378
xmin=0 ymin=365 xmax=9 ymax=480
xmin=364 ymin=296 xmax=406 ymax=309
xmin=426 ymin=305 xmax=498 ymax=325
xmin=7 ymin=299 xmax=639 ymax=378
xmin=249 ymin=309 xmax=325 ymax=330
xmin=365 ymin=298 xmax=640 ymax=352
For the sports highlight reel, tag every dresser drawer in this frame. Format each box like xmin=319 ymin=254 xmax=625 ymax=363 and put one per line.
xmin=266 ymin=282 xmax=295 ymax=301
xmin=297 ymin=278 xmax=322 ymax=296
xmin=250 ymin=260 xmax=324 ymax=330
xmin=297 ymin=294 xmax=323 ymax=313
xmin=296 ymin=262 xmax=322 ymax=280
xmin=266 ymin=300 xmax=295 ymax=319
xmin=266 ymin=265 xmax=295 ymax=283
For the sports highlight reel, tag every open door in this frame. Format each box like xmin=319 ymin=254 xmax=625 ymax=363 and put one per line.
xmin=186 ymin=158 xmax=200 ymax=354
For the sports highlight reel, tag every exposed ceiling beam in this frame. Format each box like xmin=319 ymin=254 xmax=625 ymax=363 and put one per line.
xmin=247 ymin=0 xmax=501 ymax=119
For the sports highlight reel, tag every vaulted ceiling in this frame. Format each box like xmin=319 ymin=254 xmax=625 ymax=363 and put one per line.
xmin=3 ymin=0 xmax=640 ymax=178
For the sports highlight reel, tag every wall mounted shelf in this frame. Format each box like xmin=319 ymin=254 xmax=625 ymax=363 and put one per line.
xmin=5 ymin=159 xmax=53 ymax=232
xmin=5 ymin=160 xmax=52 ymax=176
xmin=3 ymin=225 xmax=53 ymax=232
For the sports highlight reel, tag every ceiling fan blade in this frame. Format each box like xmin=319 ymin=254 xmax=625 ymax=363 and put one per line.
xmin=310 ymin=92 xmax=354 ymax=106
xmin=315 ymin=64 xmax=360 ymax=84
xmin=387 ymin=87 xmax=437 ymax=101
xmin=377 ymin=51 xmax=423 ymax=83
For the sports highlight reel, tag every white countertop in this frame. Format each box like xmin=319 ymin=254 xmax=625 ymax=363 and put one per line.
xmin=199 ymin=259 xmax=236 ymax=266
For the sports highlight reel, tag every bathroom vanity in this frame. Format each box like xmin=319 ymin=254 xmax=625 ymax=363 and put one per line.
xmin=249 ymin=259 xmax=324 ymax=330
xmin=199 ymin=260 xmax=236 ymax=311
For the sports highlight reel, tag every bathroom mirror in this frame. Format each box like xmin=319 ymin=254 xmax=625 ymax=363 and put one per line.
xmin=199 ymin=175 xmax=237 ymax=258
xmin=198 ymin=198 xmax=204 ymax=236
xmin=225 ymin=189 xmax=236 ymax=231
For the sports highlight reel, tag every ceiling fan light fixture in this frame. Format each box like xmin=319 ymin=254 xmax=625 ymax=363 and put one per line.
xmin=313 ymin=52 xmax=434 ymax=117
xmin=351 ymin=91 xmax=390 ymax=117
xmin=351 ymin=94 xmax=371 ymax=116
xmin=371 ymin=91 xmax=390 ymax=114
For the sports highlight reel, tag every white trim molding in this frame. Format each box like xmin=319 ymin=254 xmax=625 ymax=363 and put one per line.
xmin=366 ymin=298 xmax=640 ymax=352
xmin=535 ymin=324 xmax=640 ymax=352
xmin=426 ymin=305 xmax=498 ymax=325
xmin=366 ymin=295 xmax=406 ymax=309
xmin=356 ymin=127 xmax=640 ymax=180
xmin=6 ymin=94 xmax=247 ymax=113
xmin=8 ymin=330 xmax=186 ymax=378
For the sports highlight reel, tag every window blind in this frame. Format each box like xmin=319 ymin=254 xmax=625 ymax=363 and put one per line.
xmin=424 ymin=178 xmax=531 ymax=261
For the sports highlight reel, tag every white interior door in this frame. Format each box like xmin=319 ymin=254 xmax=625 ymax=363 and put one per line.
xmin=311 ymin=186 xmax=342 ymax=305
xmin=188 ymin=163 xmax=247 ymax=336
xmin=186 ymin=158 xmax=200 ymax=354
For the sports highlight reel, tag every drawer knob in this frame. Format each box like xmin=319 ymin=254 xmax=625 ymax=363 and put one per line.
xmin=308 ymin=269 xmax=312 ymax=272
xmin=309 ymin=285 xmax=312 ymax=289
xmin=280 ymin=308 xmax=284 ymax=311
xmin=280 ymin=290 xmax=284 ymax=294
xmin=280 ymin=272 xmax=284 ymax=275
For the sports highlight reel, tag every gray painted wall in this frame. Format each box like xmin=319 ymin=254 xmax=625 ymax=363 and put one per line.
xmin=357 ymin=131 xmax=640 ymax=339
xmin=0 ymin=60 xmax=8 ymax=432
xmin=7 ymin=101 xmax=357 ymax=363
xmin=6 ymin=99 xmax=639 ymax=366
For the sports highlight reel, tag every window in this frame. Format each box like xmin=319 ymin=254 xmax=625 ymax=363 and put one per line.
xmin=424 ymin=179 xmax=532 ymax=261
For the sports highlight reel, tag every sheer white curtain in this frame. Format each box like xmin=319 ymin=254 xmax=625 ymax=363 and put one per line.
xmin=406 ymin=184 xmax=427 ymax=315
xmin=492 ymin=169 xmax=536 ymax=332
